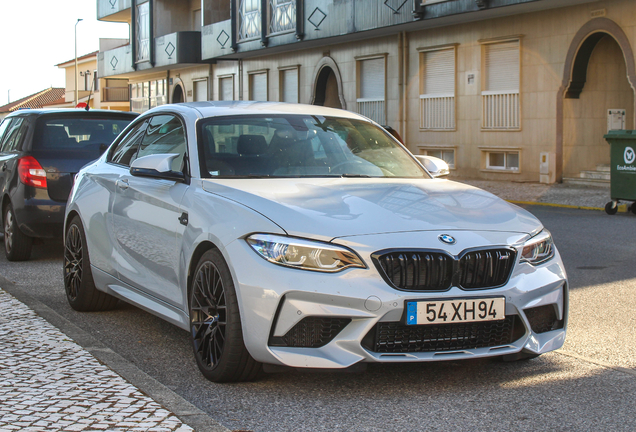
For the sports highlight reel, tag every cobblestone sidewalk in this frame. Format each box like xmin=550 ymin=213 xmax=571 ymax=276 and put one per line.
xmin=0 ymin=289 xmax=194 ymax=432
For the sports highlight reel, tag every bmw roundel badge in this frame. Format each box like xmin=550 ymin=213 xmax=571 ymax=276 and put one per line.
xmin=438 ymin=234 xmax=456 ymax=245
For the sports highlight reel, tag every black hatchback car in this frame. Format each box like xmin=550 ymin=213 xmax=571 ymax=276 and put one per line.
xmin=0 ymin=109 xmax=137 ymax=260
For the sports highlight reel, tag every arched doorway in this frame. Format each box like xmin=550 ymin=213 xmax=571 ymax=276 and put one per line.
xmin=172 ymin=84 xmax=185 ymax=103
xmin=557 ymin=18 xmax=636 ymax=181
xmin=311 ymin=57 xmax=346 ymax=109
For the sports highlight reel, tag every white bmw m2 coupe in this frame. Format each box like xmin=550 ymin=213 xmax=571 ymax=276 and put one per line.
xmin=64 ymin=102 xmax=567 ymax=382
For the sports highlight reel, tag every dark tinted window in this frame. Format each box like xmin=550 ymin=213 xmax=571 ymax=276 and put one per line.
xmin=1 ymin=118 xmax=26 ymax=152
xmin=109 ymin=120 xmax=148 ymax=167
xmin=133 ymin=115 xmax=187 ymax=172
xmin=34 ymin=117 xmax=131 ymax=151
xmin=0 ymin=119 xmax=12 ymax=145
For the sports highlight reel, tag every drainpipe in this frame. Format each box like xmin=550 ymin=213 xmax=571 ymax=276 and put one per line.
xmin=238 ymin=59 xmax=243 ymax=100
xmin=401 ymin=31 xmax=409 ymax=148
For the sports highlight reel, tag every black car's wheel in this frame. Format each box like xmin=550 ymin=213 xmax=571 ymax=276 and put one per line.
xmin=189 ymin=249 xmax=261 ymax=383
xmin=605 ymin=201 xmax=618 ymax=215
xmin=64 ymin=216 xmax=118 ymax=311
xmin=3 ymin=203 xmax=32 ymax=261
xmin=630 ymin=202 xmax=636 ymax=215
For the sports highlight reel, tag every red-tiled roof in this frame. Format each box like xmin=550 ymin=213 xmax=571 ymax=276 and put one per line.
xmin=0 ymin=88 xmax=66 ymax=113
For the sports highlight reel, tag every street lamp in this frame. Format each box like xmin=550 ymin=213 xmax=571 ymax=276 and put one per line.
xmin=74 ymin=18 xmax=83 ymax=107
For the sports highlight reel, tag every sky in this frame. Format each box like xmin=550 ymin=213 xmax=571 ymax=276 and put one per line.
xmin=0 ymin=0 xmax=129 ymax=106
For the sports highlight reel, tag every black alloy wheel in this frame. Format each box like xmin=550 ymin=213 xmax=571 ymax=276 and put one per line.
xmin=3 ymin=203 xmax=33 ymax=261
xmin=63 ymin=216 xmax=118 ymax=312
xmin=189 ymin=249 xmax=261 ymax=382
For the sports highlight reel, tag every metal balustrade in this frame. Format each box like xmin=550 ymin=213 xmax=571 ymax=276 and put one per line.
xmin=102 ymin=87 xmax=129 ymax=102
xmin=357 ymin=99 xmax=385 ymax=125
xmin=420 ymin=94 xmax=455 ymax=130
xmin=482 ymin=91 xmax=520 ymax=130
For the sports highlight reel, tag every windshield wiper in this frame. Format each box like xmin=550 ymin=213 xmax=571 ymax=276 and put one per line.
xmin=341 ymin=174 xmax=371 ymax=178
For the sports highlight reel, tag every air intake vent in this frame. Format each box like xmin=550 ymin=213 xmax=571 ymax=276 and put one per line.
xmin=373 ymin=248 xmax=516 ymax=292
xmin=524 ymin=305 xmax=564 ymax=334
xmin=269 ymin=317 xmax=351 ymax=348
xmin=362 ymin=316 xmax=525 ymax=353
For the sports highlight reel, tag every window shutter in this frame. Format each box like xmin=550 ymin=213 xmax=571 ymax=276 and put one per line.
xmin=281 ymin=69 xmax=298 ymax=103
xmin=250 ymin=73 xmax=267 ymax=101
xmin=423 ymin=49 xmax=455 ymax=95
xmin=359 ymin=58 xmax=385 ymax=100
xmin=484 ymin=41 xmax=520 ymax=92
xmin=219 ymin=77 xmax=233 ymax=101
xmin=194 ymin=80 xmax=208 ymax=102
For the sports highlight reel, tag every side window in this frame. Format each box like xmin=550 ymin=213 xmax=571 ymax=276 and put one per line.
xmin=109 ymin=120 xmax=148 ymax=166
xmin=1 ymin=118 xmax=26 ymax=152
xmin=0 ymin=119 xmax=12 ymax=148
xmin=134 ymin=115 xmax=187 ymax=172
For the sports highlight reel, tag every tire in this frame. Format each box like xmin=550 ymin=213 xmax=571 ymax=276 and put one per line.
xmin=63 ymin=216 xmax=118 ymax=312
xmin=3 ymin=203 xmax=33 ymax=261
xmin=631 ymin=203 xmax=636 ymax=215
xmin=189 ymin=249 xmax=261 ymax=383
xmin=605 ymin=201 xmax=618 ymax=215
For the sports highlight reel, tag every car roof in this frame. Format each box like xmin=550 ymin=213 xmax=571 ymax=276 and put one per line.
xmin=4 ymin=109 xmax=138 ymax=118
xmin=140 ymin=101 xmax=371 ymax=121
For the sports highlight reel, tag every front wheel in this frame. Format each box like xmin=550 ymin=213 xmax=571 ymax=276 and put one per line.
xmin=605 ymin=201 xmax=618 ymax=215
xmin=63 ymin=216 xmax=118 ymax=311
xmin=4 ymin=203 xmax=32 ymax=261
xmin=189 ymin=249 xmax=261 ymax=383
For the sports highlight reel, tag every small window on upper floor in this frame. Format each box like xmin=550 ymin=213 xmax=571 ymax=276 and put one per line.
xmin=269 ymin=0 xmax=295 ymax=35
xmin=239 ymin=0 xmax=261 ymax=40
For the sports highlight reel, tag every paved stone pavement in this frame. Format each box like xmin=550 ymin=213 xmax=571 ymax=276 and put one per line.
xmin=0 ymin=288 xmax=194 ymax=432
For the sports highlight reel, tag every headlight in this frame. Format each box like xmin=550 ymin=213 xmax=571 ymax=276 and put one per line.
xmin=521 ymin=230 xmax=555 ymax=265
xmin=246 ymin=234 xmax=366 ymax=272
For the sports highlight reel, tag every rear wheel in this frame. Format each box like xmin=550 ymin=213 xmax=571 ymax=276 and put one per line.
xmin=3 ymin=203 xmax=32 ymax=261
xmin=605 ymin=201 xmax=618 ymax=215
xmin=189 ymin=249 xmax=261 ymax=383
xmin=64 ymin=216 xmax=118 ymax=311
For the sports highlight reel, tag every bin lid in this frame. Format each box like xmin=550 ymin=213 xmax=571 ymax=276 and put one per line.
xmin=604 ymin=130 xmax=636 ymax=140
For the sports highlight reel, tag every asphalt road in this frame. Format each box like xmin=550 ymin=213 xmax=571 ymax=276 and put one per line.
xmin=1 ymin=205 xmax=635 ymax=432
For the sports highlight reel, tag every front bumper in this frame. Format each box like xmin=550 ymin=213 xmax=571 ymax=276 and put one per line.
xmin=225 ymin=230 xmax=568 ymax=368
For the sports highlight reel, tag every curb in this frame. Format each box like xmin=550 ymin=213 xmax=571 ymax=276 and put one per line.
xmin=507 ymin=200 xmax=630 ymax=213
xmin=0 ymin=275 xmax=230 ymax=432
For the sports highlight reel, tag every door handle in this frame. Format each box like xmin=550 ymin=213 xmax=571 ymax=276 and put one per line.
xmin=116 ymin=179 xmax=129 ymax=190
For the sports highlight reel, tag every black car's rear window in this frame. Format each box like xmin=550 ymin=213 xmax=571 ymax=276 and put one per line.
xmin=33 ymin=116 xmax=133 ymax=151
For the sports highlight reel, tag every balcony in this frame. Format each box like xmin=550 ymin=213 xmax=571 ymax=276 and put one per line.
xmin=102 ymin=86 xmax=130 ymax=102
xmin=97 ymin=0 xmax=132 ymax=22
xmin=151 ymin=31 xmax=201 ymax=69
xmin=99 ymin=45 xmax=135 ymax=78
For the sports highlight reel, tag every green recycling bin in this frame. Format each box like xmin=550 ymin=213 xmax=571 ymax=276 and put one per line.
xmin=603 ymin=130 xmax=636 ymax=215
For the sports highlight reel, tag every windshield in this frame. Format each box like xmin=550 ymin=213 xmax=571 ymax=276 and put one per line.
xmin=198 ymin=115 xmax=428 ymax=178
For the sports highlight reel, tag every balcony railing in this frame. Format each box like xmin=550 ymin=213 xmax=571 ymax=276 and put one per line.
xmin=97 ymin=0 xmax=132 ymax=21
xmin=102 ymin=87 xmax=129 ymax=102
xmin=357 ymin=99 xmax=385 ymax=125
xmin=420 ymin=94 xmax=455 ymax=130
xmin=482 ymin=91 xmax=520 ymax=130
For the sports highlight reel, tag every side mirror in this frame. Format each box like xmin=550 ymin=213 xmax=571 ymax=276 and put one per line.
xmin=414 ymin=155 xmax=450 ymax=178
xmin=130 ymin=153 xmax=184 ymax=181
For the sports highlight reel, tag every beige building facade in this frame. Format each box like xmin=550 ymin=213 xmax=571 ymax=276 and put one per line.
xmin=97 ymin=0 xmax=636 ymax=183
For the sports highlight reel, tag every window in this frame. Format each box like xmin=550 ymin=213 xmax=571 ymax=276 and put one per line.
xmin=0 ymin=118 xmax=25 ymax=152
xmin=239 ymin=0 xmax=260 ymax=40
xmin=280 ymin=67 xmax=298 ymax=103
xmin=482 ymin=39 xmax=520 ymax=129
xmin=219 ymin=76 xmax=234 ymax=101
xmin=135 ymin=115 xmax=187 ymax=172
xmin=194 ymin=79 xmax=209 ymax=102
xmin=131 ymin=79 xmax=167 ymax=113
xmin=420 ymin=47 xmax=455 ymax=130
xmin=357 ymin=56 xmax=386 ymax=124
xmin=0 ymin=119 xmax=13 ymax=147
xmin=420 ymin=148 xmax=455 ymax=169
xmin=485 ymin=150 xmax=519 ymax=171
xmin=249 ymin=71 xmax=268 ymax=101
xmin=109 ymin=120 xmax=148 ymax=166
xmin=94 ymin=70 xmax=99 ymax=92
xmin=269 ymin=0 xmax=295 ymax=34
xmin=136 ymin=1 xmax=150 ymax=63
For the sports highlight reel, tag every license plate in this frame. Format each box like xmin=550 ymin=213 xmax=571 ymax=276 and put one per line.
xmin=406 ymin=298 xmax=505 ymax=325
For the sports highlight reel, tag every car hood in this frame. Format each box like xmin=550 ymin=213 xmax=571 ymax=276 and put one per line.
xmin=201 ymin=178 xmax=542 ymax=240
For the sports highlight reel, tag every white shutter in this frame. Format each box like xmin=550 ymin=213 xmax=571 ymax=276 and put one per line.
xmin=219 ymin=77 xmax=233 ymax=101
xmin=484 ymin=41 xmax=520 ymax=92
xmin=281 ymin=69 xmax=298 ymax=103
xmin=359 ymin=58 xmax=385 ymax=100
xmin=193 ymin=80 xmax=208 ymax=101
xmin=250 ymin=73 xmax=267 ymax=101
xmin=423 ymin=48 xmax=455 ymax=95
